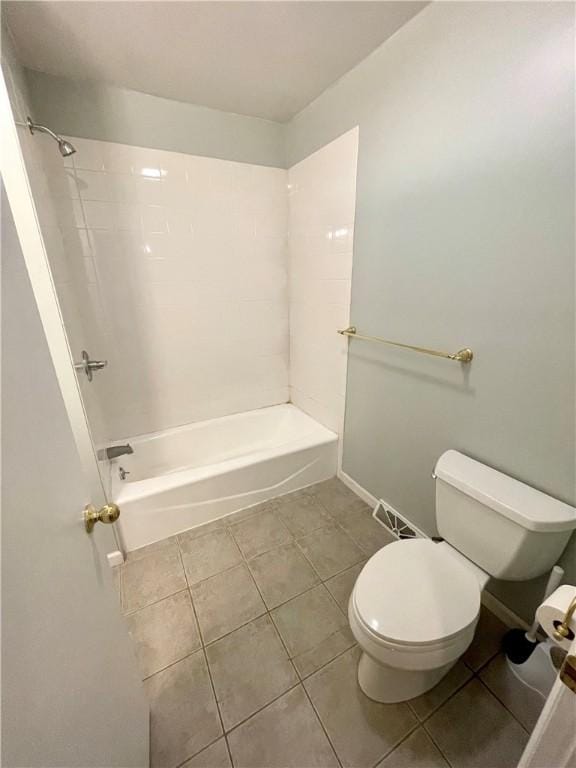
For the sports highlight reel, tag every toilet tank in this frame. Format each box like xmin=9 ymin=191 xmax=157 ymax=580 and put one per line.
xmin=434 ymin=451 xmax=576 ymax=581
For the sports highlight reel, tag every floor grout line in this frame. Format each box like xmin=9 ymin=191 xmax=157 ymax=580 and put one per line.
xmin=141 ymin=644 xmax=202 ymax=682
xmin=223 ymin=681 xmax=303 ymax=738
xmin=121 ymin=481 xmax=524 ymax=768
xmin=172 ymin=733 xmax=225 ymax=768
xmin=420 ymin=718 xmax=454 ymax=767
xmin=300 ymin=681 xmax=344 ymax=768
xmin=367 ymin=719 xmax=423 ymax=768
xmin=122 ymin=585 xmax=190 ymax=617
xmin=409 ymin=672 xmax=472 ymax=724
xmin=175 ymin=537 xmax=234 ymax=766
xmin=251 ymin=570 xmax=343 ymax=767
xmin=475 ymin=673 xmax=532 ymax=735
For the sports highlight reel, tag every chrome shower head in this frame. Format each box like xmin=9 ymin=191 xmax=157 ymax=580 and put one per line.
xmin=26 ymin=117 xmax=76 ymax=157
xmin=58 ymin=138 xmax=77 ymax=157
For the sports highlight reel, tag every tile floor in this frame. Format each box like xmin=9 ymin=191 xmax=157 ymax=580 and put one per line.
xmin=114 ymin=478 xmax=543 ymax=768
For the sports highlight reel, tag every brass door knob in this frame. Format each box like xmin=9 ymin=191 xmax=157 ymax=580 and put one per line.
xmin=84 ymin=503 xmax=120 ymax=533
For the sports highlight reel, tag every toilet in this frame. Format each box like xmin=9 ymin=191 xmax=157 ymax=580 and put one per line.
xmin=348 ymin=450 xmax=576 ymax=703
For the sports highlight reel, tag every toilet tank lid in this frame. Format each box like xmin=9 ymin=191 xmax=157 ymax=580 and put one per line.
xmin=434 ymin=450 xmax=576 ymax=533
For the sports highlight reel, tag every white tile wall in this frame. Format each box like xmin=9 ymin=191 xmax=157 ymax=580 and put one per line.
xmin=20 ymin=127 xmax=357 ymax=446
xmin=23 ymin=135 xmax=289 ymax=440
xmin=287 ymin=128 xmax=359 ymax=435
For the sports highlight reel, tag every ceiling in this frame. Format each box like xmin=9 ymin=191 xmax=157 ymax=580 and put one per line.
xmin=4 ymin=1 xmax=427 ymax=122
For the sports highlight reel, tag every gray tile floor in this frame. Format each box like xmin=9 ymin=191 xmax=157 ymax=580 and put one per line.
xmin=114 ymin=478 xmax=543 ymax=768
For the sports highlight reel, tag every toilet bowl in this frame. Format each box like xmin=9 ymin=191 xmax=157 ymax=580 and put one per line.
xmin=348 ymin=538 xmax=485 ymax=702
xmin=348 ymin=450 xmax=576 ymax=703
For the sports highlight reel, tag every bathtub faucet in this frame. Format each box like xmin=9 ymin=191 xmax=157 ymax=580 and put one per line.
xmin=100 ymin=444 xmax=134 ymax=460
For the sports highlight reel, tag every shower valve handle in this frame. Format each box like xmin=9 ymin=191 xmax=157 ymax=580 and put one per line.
xmin=74 ymin=350 xmax=108 ymax=382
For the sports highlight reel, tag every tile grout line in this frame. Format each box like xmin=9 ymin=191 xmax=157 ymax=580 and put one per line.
xmin=475 ymin=672 xmax=531 ymax=736
xmin=172 ymin=734 xmax=224 ymax=768
xmin=265 ymin=596 xmax=344 ymax=768
xmin=420 ymin=719 xmax=454 ymax=768
xmin=223 ymin=681 xmax=302 ymax=739
xmin=141 ymin=646 xmax=201 ymax=682
xmin=417 ymin=665 xmax=529 ymax=768
xmin=407 ymin=668 xmax=474 ymax=724
xmin=299 ymin=678 xmax=344 ymax=768
xmin=241 ymin=555 xmax=345 ymax=766
xmin=175 ymin=535 xmax=234 ymax=768
xmin=367 ymin=719 xmax=423 ymax=768
xmin=194 ymin=545 xmax=305 ymax=764
xmin=122 ymin=585 xmax=190 ymax=617
xmin=240 ymin=548 xmax=302 ymax=684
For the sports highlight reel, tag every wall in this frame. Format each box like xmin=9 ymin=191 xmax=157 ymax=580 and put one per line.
xmin=2 ymin=21 xmax=109 ymax=447
xmin=286 ymin=1 xmax=575 ymax=621
xmin=288 ymin=128 xmax=358 ymax=437
xmin=26 ymin=135 xmax=289 ymax=440
xmin=24 ymin=69 xmax=286 ymax=168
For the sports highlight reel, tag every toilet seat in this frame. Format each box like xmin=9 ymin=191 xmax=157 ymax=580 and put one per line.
xmin=352 ymin=538 xmax=481 ymax=648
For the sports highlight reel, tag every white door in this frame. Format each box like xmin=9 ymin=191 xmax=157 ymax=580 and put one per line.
xmin=1 ymin=180 xmax=149 ymax=767
xmin=518 ymin=638 xmax=576 ymax=768
xmin=1 ymin=79 xmax=149 ymax=765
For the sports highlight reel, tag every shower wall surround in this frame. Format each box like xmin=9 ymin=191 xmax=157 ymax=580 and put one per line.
xmin=288 ymin=129 xmax=358 ymax=434
xmin=25 ymin=137 xmax=290 ymax=440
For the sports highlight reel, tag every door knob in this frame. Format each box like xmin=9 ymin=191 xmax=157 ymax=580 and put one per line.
xmin=84 ymin=503 xmax=120 ymax=533
xmin=74 ymin=350 xmax=108 ymax=382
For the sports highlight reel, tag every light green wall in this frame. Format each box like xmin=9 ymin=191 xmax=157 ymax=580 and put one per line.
xmin=24 ymin=69 xmax=286 ymax=168
xmin=287 ymin=1 xmax=575 ymax=622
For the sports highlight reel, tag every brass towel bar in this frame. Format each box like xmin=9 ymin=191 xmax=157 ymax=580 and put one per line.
xmin=337 ymin=326 xmax=474 ymax=363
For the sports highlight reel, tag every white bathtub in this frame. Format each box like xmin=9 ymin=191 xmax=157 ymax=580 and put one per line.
xmin=112 ymin=404 xmax=338 ymax=551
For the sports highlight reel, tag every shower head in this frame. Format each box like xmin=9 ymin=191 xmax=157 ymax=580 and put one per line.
xmin=26 ymin=117 xmax=77 ymax=157
xmin=57 ymin=138 xmax=77 ymax=157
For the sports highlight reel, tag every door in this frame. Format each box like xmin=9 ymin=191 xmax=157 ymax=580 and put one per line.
xmin=518 ymin=637 xmax=576 ymax=768
xmin=1 ymin=82 xmax=149 ymax=766
xmin=1 ymin=181 xmax=149 ymax=767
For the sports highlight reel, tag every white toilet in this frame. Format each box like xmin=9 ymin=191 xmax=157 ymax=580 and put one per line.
xmin=348 ymin=450 xmax=576 ymax=703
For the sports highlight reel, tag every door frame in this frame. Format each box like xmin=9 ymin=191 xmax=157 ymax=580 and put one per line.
xmin=0 ymin=70 xmax=114 ymax=531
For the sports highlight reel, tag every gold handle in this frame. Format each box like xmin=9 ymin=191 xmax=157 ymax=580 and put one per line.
xmin=553 ymin=596 xmax=576 ymax=642
xmin=84 ymin=503 xmax=120 ymax=533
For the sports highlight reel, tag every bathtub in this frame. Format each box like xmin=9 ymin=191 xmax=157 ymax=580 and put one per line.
xmin=112 ymin=404 xmax=338 ymax=551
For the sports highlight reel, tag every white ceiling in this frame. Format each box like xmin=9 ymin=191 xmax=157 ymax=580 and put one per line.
xmin=4 ymin=1 xmax=427 ymax=122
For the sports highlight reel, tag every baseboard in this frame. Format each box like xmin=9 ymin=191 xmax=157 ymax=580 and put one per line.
xmin=337 ymin=468 xmax=378 ymax=508
xmin=337 ymin=469 xmax=528 ymax=631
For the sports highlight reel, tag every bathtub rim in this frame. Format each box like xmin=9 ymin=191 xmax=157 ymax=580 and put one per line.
xmin=112 ymin=404 xmax=337 ymax=504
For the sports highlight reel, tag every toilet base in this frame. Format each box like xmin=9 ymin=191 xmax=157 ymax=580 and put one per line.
xmin=357 ymin=651 xmax=456 ymax=703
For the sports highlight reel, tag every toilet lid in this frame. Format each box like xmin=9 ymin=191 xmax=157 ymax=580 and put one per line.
xmin=353 ymin=538 xmax=481 ymax=646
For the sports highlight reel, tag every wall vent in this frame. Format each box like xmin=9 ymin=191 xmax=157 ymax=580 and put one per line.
xmin=372 ymin=500 xmax=426 ymax=540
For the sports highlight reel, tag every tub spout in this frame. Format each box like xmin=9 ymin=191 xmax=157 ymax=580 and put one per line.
xmin=102 ymin=444 xmax=134 ymax=460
